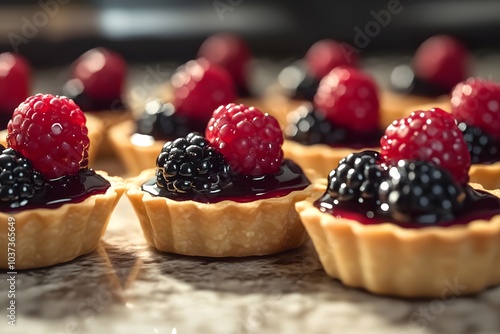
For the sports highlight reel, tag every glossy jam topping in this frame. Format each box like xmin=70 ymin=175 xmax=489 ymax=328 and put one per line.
xmin=0 ymin=169 xmax=110 ymax=213
xmin=315 ymin=186 xmax=500 ymax=228
xmin=286 ymin=105 xmax=382 ymax=149
xmin=142 ymin=159 xmax=310 ymax=204
xmin=390 ymin=64 xmax=449 ymax=97
xmin=134 ymin=103 xmax=206 ymax=142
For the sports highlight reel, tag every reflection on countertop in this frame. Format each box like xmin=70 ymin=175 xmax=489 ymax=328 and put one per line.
xmin=1 ymin=195 xmax=500 ymax=334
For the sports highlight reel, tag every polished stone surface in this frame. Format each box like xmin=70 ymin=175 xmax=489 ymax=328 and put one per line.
xmin=1 ymin=194 xmax=500 ymax=334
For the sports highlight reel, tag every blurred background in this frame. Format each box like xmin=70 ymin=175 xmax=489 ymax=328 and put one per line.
xmin=1 ymin=0 xmax=500 ymax=67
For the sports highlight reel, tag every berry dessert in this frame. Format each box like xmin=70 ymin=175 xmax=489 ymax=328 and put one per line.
xmin=62 ymin=47 xmax=131 ymax=156
xmin=296 ymin=108 xmax=500 ymax=297
xmin=283 ymin=66 xmax=383 ymax=180
xmin=450 ymin=78 xmax=500 ymax=189
xmin=0 ymin=53 xmax=30 ymax=129
xmin=126 ymin=103 xmax=320 ymax=257
xmin=0 ymin=94 xmax=124 ymax=269
xmin=265 ymin=39 xmax=359 ymax=126
xmin=381 ymin=35 xmax=468 ymax=127
xmin=198 ymin=33 xmax=252 ymax=96
xmin=110 ymin=58 xmax=238 ymax=175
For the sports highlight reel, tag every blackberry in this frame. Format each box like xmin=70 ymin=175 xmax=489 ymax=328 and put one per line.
xmin=457 ymin=122 xmax=499 ymax=164
xmin=135 ymin=101 xmax=205 ymax=141
xmin=379 ymin=160 xmax=465 ymax=225
xmin=327 ymin=150 xmax=384 ymax=203
xmin=0 ymin=146 xmax=45 ymax=208
xmin=285 ymin=103 xmax=347 ymax=145
xmin=156 ymin=132 xmax=231 ymax=194
xmin=278 ymin=63 xmax=319 ymax=101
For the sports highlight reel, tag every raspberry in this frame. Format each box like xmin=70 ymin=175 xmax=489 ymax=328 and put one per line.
xmin=380 ymin=108 xmax=471 ymax=184
xmin=412 ymin=35 xmax=468 ymax=92
xmin=327 ymin=151 xmax=384 ymax=203
xmin=0 ymin=53 xmax=30 ymax=116
xmin=206 ymin=103 xmax=283 ymax=176
xmin=72 ymin=47 xmax=127 ymax=102
xmin=7 ymin=94 xmax=90 ymax=179
xmin=0 ymin=146 xmax=45 ymax=208
xmin=172 ymin=58 xmax=236 ymax=124
xmin=379 ymin=160 xmax=465 ymax=225
xmin=197 ymin=33 xmax=251 ymax=91
xmin=451 ymin=78 xmax=500 ymax=140
xmin=156 ymin=133 xmax=230 ymax=194
xmin=305 ymin=39 xmax=358 ymax=80
xmin=314 ymin=67 xmax=379 ymax=132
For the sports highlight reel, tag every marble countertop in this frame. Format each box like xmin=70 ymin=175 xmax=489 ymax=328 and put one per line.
xmin=2 ymin=168 xmax=500 ymax=334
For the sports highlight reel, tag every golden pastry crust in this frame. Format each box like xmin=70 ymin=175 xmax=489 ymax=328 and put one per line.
xmin=85 ymin=109 xmax=134 ymax=157
xmin=380 ymin=90 xmax=449 ymax=127
xmin=296 ymin=183 xmax=500 ymax=298
xmin=126 ymin=169 xmax=323 ymax=257
xmin=469 ymin=162 xmax=500 ymax=190
xmin=0 ymin=172 xmax=126 ymax=269
xmin=108 ymin=120 xmax=164 ymax=176
xmin=0 ymin=114 xmax=105 ymax=166
xmin=282 ymin=140 xmax=378 ymax=181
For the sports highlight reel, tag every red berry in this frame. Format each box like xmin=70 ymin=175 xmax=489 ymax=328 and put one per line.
xmin=7 ymin=94 xmax=90 ymax=179
xmin=380 ymin=108 xmax=471 ymax=184
xmin=198 ymin=33 xmax=251 ymax=89
xmin=0 ymin=53 xmax=30 ymax=114
xmin=314 ymin=67 xmax=379 ymax=132
xmin=305 ymin=39 xmax=358 ymax=80
xmin=451 ymin=78 xmax=500 ymax=140
xmin=206 ymin=103 xmax=283 ymax=176
xmin=412 ymin=35 xmax=468 ymax=92
xmin=172 ymin=58 xmax=236 ymax=123
xmin=72 ymin=48 xmax=127 ymax=101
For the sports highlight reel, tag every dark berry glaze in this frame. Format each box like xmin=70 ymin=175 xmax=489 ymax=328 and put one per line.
xmin=0 ymin=169 xmax=110 ymax=213
xmin=286 ymin=106 xmax=382 ymax=149
xmin=142 ymin=159 xmax=310 ymax=204
xmin=315 ymin=186 xmax=500 ymax=228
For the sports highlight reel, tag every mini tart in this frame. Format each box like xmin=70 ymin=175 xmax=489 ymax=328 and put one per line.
xmin=108 ymin=120 xmax=163 ymax=176
xmin=126 ymin=169 xmax=322 ymax=257
xmin=0 ymin=113 xmax=104 ymax=166
xmin=282 ymin=140 xmax=377 ymax=181
xmin=296 ymin=183 xmax=500 ymax=298
xmin=0 ymin=172 xmax=125 ymax=269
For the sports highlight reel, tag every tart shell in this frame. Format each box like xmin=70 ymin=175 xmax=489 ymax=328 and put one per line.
xmin=85 ymin=109 xmax=134 ymax=158
xmin=282 ymin=139 xmax=378 ymax=181
xmin=296 ymin=184 xmax=500 ymax=298
xmin=0 ymin=172 xmax=126 ymax=269
xmin=126 ymin=169 xmax=323 ymax=257
xmin=108 ymin=120 xmax=164 ymax=176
